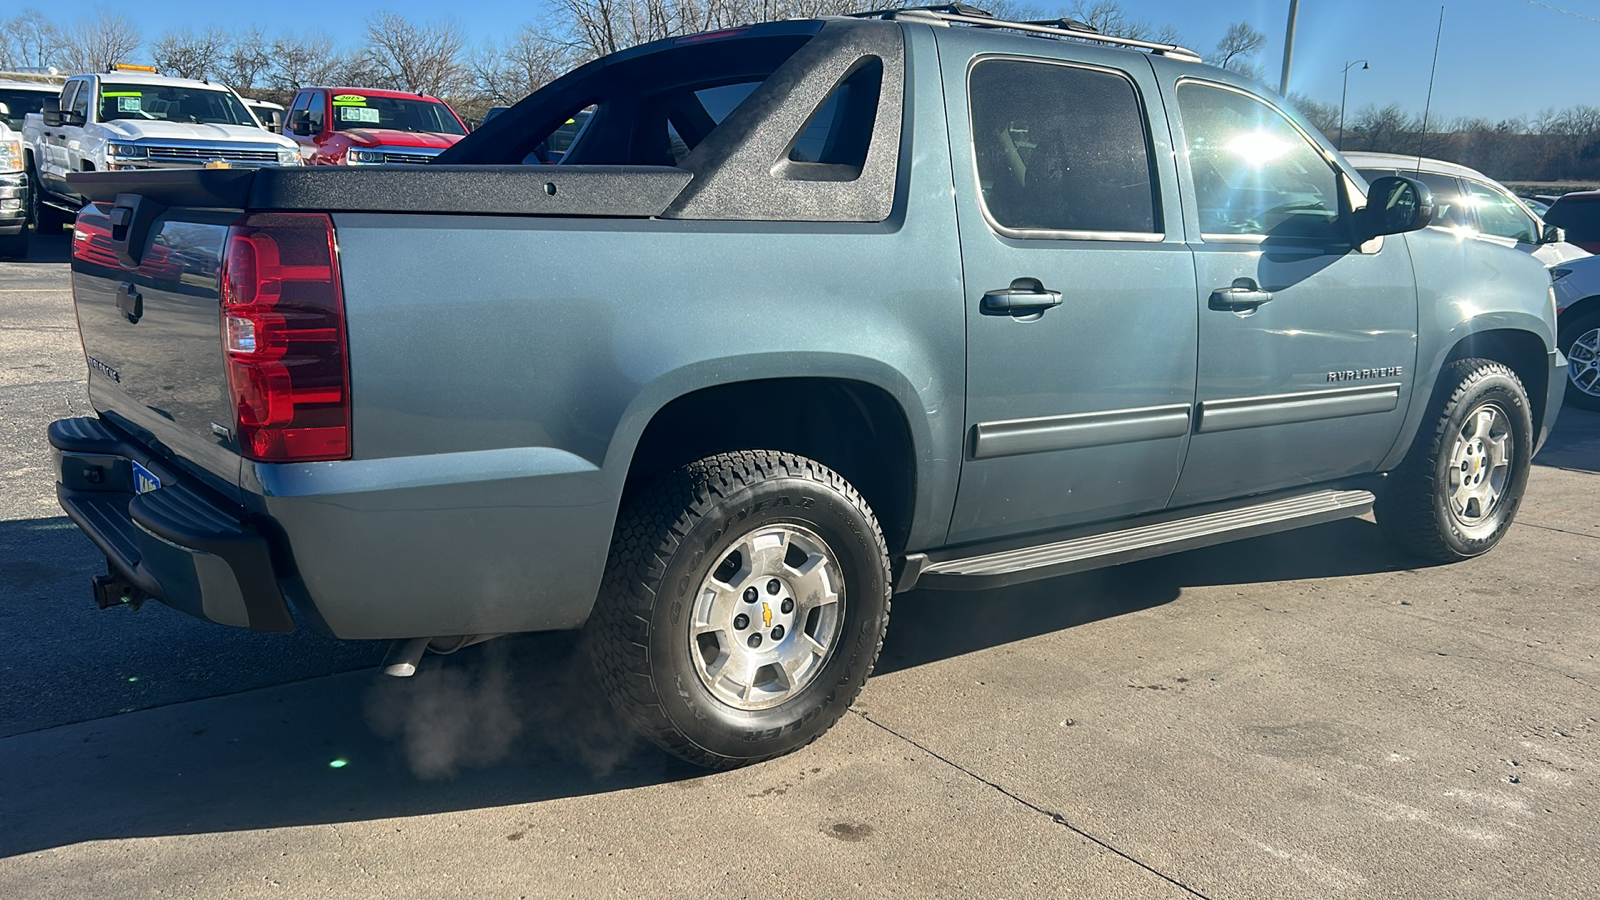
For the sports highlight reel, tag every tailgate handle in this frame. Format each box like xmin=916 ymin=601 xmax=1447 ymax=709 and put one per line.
xmin=109 ymin=192 xmax=167 ymax=268
xmin=116 ymin=282 xmax=142 ymax=324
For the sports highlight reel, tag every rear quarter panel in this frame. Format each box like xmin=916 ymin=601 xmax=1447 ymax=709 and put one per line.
xmin=249 ymin=28 xmax=967 ymax=639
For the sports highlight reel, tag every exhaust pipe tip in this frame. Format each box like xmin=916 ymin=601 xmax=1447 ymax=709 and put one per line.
xmin=380 ymin=633 xmax=509 ymax=677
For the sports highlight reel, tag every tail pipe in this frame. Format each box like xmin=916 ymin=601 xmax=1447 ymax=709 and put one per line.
xmin=381 ymin=633 xmax=507 ymax=677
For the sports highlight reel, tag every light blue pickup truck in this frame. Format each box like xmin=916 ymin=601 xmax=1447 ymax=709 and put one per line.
xmin=52 ymin=8 xmax=1564 ymax=767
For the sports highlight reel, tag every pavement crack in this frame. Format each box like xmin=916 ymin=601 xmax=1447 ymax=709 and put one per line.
xmin=851 ymin=709 xmax=1215 ymax=900
xmin=1515 ymin=521 xmax=1600 ymax=541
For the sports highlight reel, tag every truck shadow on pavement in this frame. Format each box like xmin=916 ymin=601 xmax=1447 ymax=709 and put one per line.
xmin=1534 ymin=406 xmax=1600 ymax=473
xmin=0 ymin=512 xmax=1427 ymax=858
xmin=5 ymin=232 xmax=71 ymax=265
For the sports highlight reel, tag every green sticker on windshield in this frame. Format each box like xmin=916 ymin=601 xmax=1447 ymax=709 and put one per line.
xmin=102 ymin=91 xmax=141 ymax=97
xmin=332 ymin=94 xmax=367 ymax=105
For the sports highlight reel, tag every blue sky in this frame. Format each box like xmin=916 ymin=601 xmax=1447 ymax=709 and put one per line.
xmin=85 ymin=0 xmax=1600 ymax=121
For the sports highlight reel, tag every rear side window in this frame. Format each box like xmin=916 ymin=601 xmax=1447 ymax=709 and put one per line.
xmin=1465 ymin=179 xmax=1538 ymax=243
xmin=1178 ymin=83 xmax=1341 ymax=239
xmin=969 ymin=59 xmax=1158 ymax=236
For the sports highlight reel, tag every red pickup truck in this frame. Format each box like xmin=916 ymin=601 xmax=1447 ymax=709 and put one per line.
xmin=284 ymin=87 xmax=467 ymax=165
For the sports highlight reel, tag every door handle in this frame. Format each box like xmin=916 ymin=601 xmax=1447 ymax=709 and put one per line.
xmin=1209 ymin=278 xmax=1273 ymax=311
xmin=982 ymin=278 xmax=1063 ymax=315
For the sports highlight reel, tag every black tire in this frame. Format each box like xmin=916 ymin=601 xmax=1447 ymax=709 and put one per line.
xmin=0 ymin=232 xmax=26 ymax=259
xmin=1558 ymin=309 xmax=1600 ymax=412
xmin=1376 ymin=358 xmax=1533 ymax=562
xmin=587 ymin=451 xmax=891 ymax=769
xmin=27 ymin=164 xmax=66 ymax=236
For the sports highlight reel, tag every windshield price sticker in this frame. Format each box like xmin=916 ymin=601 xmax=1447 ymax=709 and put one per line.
xmin=339 ymin=106 xmax=380 ymax=124
xmin=116 ymin=96 xmax=142 ymax=112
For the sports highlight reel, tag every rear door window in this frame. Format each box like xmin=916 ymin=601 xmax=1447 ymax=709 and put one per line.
xmin=969 ymin=59 xmax=1159 ymax=236
xmin=1465 ymin=179 xmax=1539 ymax=244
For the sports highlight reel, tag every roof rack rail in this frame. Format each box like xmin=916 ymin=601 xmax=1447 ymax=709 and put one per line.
xmin=847 ymin=5 xmax=1204 ymax=64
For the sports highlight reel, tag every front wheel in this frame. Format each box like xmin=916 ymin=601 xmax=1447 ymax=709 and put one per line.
xmin=1559 ymin=309 xmax=1600 ymax=412
xmin=1377 ymin=358 xmax=1533 ymax=562
xmin=587 ymin=451 xmax=891 ymax=769
xmin=27 ymin=169 xmax=67 ymax=236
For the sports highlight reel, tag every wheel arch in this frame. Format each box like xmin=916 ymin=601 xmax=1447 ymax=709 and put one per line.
xmin=1439 ymin=327 xmax=1551 ymax=436
xmin=613 ymin=370 xmax=926 ymax=555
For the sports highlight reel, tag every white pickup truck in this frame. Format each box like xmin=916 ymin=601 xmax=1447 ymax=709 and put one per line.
xmin=22 ymin=68 xmax=300 ymax=233
xmin=0 ymin=77 xmax=58 ymax=258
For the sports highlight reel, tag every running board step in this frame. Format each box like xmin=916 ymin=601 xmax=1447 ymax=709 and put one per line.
xmin=907 ymin=489 xmax=1375 ymax=591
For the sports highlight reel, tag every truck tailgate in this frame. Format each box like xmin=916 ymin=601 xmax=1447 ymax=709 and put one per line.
xmin=71 ymin=204 xmax=243 ymax=498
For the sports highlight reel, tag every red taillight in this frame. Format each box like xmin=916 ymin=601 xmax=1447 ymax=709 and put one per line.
xmin=221 ymin=213 xmax=350 ymax=462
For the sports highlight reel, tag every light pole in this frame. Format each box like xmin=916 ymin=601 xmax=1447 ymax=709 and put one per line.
xmin=1279 ymin=0 xmax=1300 ymax=96
xmin=1338 ymin=60 xmax=1369 ymax=150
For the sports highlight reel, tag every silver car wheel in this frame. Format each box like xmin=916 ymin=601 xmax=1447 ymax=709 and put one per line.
xmin=689 ymin=523 xmax=845 ymax=711
xmin=1447 ymin=402 xmax=1512 ymax=531
xmin=1568 ymin=326 xmax=1600 ymax=398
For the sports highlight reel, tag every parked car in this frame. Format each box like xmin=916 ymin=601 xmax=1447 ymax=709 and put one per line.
xmin=284 ymin=87 xmax=467 ymax=164
xmin=1543 ymin=192 xmax=1600 ymax=408
xmin=242 ymin=98 xmax=286 ymax=134
xmin=480 ymin=105 xmax=509 ymax=126
xmin=1343 ymin=152 xmax=1590 ymax=267
xmin=1543 ymin=191 xmax=1600 ymax=254
xmin=54 ymin=10 xmax=1563 ymax=769
xmin=21 ymin=67 xmax=301 ymax=235
xmin=0 ymin=78 xmax=58 ymax=258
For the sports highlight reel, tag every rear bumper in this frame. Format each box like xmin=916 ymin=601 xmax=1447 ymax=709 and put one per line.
xmin=50 ymin=417 xmax=295 ymax=632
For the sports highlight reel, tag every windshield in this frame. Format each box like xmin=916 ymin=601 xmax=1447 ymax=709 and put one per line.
xmin=330 ymin=94 xmax=465 ymax=135
xmin=98 ymin=83 xmax=254 ymax=126
xmin=0 ymin=88 xmax=50 ymax=130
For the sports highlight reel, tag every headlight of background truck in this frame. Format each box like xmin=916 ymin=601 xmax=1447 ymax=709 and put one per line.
xmin=345 ymin=148 xmax=384 ymax=165
xmin=277 ymin=147 xmax=300 ymax=164
xmin=107 ymin=142 xmax=147 ymax=160
xmin=0 ymin=139 xmax=21 ymax=173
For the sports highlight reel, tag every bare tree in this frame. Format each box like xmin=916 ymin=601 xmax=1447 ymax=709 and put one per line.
xmin=152 ymin=27 xmax=228 ymax=80
xmin=1287 ymin=93 xmax=1338 ymax=140
xmin=214 ymin=27 xmax=271 ymax=93
xmin=363 ymin=13 xmax=469 ymax=96
xmin=471 ymin=25 xmax=581 ymax=107
xmin=59 ymin=11 xmax=141 ymax=74
xmin=2 ymin=10 xmax=65 ymax=70
xmin=266 ymin=31 xmax=341 ymax=95
xmin=1214 ymin=21 xmax=1264 ymax=79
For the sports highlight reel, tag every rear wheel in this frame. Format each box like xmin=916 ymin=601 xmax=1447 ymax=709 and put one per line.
xmin=587 ymin=451 xmax=891 ymax=769
xmin=1376 ymin=358 xmax=1532 ymax=562
xmin=1559 ymin=309 xmax=1600 ymax=412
